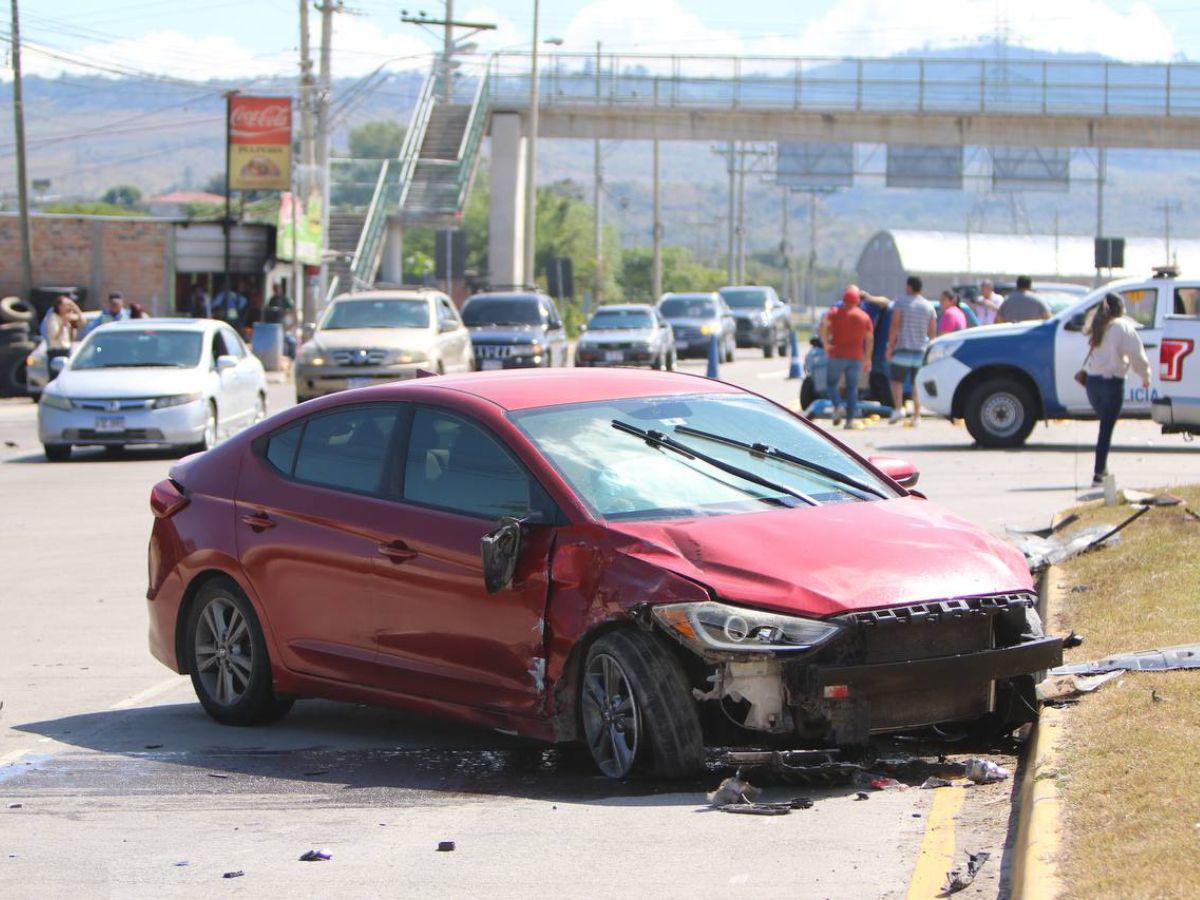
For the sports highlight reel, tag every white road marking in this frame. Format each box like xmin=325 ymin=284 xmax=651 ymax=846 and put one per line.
xmin=108 ymin=675 xmax=189 ymax=710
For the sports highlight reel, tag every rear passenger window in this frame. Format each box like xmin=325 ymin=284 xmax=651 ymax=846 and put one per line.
xmin=403 ymin=408 xmax=542 ymax=519
xmin=1175 ymin=288 xmax=1200 ymax=317
xmin=265 ymin=423 xmax=302 ymax=474
xmin=293 ymin=407 xmax=400 ymax=495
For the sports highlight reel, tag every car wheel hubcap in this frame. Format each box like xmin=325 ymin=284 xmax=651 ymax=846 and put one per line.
xmin=982 ymin=392 xmax=1023 ymax=437
xmin=195 ymin=598 xmax=252 ymax=706
xmin=581 ymin=653 xmax=640 ymax=778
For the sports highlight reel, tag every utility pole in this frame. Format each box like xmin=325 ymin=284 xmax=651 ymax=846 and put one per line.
xmin=780 ymin=187 xmax=791 ymax=308
xmin=314 ymin=1 xmax=341 ymax=307
xmin=736 ymin=144 xmax=747 ymax=283
xmin=442 ymin=0 xmax=454 ymax=101
xmin=725 ymin=142 xmax=736 ymax=283
xmin=1154 ymin=200 xmax=1181 ymax=263
xmin=400 ymin=7 xmax=496 ymax=102
xmin=592 ymin=40 xmax=602 ymax=306
xmin=297 ymin=0 xmax=316 ymax=327
xmin=806 ymin=191 xmax=818 ymax=327
xmin=1095 ymin=147 xmax=1106 ymax=286
xmin=10 ymin=0 xmax=33 ymax=299
xmin=652 ymin=137 xmax=662 ymax=299
xmin=522 ymin=0 xmax=541 ymax=288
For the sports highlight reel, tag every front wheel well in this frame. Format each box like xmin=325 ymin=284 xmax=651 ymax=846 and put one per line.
xmin=951 ymin=364 xmax=1045 ymax=420
xmin=174 ymin=569 xmax=243 ymax=674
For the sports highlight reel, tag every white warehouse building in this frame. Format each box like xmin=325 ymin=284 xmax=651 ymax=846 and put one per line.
xmin=855 ymin=229 xmax=1200 ymax=300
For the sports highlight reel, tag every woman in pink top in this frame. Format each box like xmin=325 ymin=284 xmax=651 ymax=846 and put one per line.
xmin=938 ymin=290 xmax=967 ymax=334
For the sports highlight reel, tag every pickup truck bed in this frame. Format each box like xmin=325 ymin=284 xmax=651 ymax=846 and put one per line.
xmin=1152 ymin=314 xmax=1200 ymax=435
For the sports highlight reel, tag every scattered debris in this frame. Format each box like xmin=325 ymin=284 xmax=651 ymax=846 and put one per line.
xmin=437 ymin=841 xmax=456 ymax=852
xmin=855 ymin=791 xmax=870 ymax=801
xmin=1151 ymin=689 xmax=1165 ymax=703
xmin=1036 ymin=670 xmax=1123 ymax=701
xmin=206 ymin=772 xmax=230 ymax=779
xmin=1122 ymin=489 xmax=1183 ymax=507
xmin=963 ymin=759 xmax=1010 ymax=784
xmin=222 ymin=871 xmax=244 ymax=879
xmin=1063 ymin=631 xmax=1085 ymax=648
xmin=1069 ymin=585 xmax=1090 ymax=594
xmin=921 ymin=777 xmax=954 ymax=789
xmin=3 ymin=440 xmax=16 ymax=448
xmin=144 ymin=744 xmax=163 ymax=750
xmin=7 ymin=802 xmax=22 ymax=809
xmin=942 ymin=851 xmax=990 ymax=895
xmin=1010 ymin=507 xmax=1150 ymax=572
xmin=302 ymin=770 xmax=330 ymax=777
xmin=173 ymin=861 xmax=189 ymax=867
xmin=706 ymin=774 xmax=814 ymax=815
xmin=1006 ymin=512 xmax=1079 ymax=539
xmin=707 ymin=774 xmax=760 ymax=807
xmin=298 ymin=850 xmax=331 ymax=862
xmin=1050 ymin=643 xmax=1200 ymax=676
xmin=869 ymin=777 xmax=907 ymax=791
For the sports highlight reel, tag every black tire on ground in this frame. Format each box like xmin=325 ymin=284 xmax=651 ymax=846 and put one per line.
xmin=964 ymin=377 xmax=1038 ymax=448
xmin=185 ymin=578 xmax=294 ymax=727
xmin=0 ymin=342 xmax=34 ymax=396
xmin=581 ymin=629 xmax=705 ymax=779
xmin=666 ymin=348 xmax=677 ymax=371
xmin=800 ymin=375 xmax=817 ymax=411
xmin=43 ymin=444 xmax=71 ymax=462
xmin=724 ymin=338 xmax=735 ymax=364
xmin=0 ymin=296 xmax=35 ymax=323
xmin=763 ymin=340 xmax=776 ymax=358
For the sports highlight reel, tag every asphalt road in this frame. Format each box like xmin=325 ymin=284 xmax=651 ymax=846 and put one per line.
xmin=2 ymin=352 xmax=1198 ymax=897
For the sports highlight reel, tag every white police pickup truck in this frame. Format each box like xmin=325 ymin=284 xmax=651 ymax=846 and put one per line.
xmin=1152 ymin=292 xmax=1200 ymax=435
xmin=918 ymin=268 xmax=1199 ymax=447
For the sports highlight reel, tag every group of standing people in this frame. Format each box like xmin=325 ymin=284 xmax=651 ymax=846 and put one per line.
xmin=188 ymin=281 xmax=294 ymax=335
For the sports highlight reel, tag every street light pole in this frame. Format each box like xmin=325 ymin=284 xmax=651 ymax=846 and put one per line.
xmin=522 ymin=0 xmax=540 ymax=288
xmin=10 ymin=0 xmax=33 ymax=300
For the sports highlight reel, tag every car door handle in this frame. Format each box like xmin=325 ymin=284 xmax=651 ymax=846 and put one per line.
xmin=240 ymin=512 xmax=276 ymax=531
xmin=1143 ymin=343 xmax=1158 ymax=349
xmin=378 ymin=541 xmax=417 ymax=563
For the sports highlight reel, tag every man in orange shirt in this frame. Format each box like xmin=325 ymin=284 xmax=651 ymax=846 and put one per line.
xmin=819 ymin=285 xmax=874 ymax=429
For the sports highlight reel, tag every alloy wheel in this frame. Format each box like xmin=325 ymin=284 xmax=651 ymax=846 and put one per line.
xmin=194 ymin=597 xmax=254 ymax=706
xmin=581 ymin=652 xmax=642 ymax=778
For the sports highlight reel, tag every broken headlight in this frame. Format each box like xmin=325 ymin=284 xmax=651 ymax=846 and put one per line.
xmin=652 ymin=600 xmax=842 ymax=655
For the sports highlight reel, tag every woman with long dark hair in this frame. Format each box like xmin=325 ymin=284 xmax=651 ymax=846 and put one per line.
xmin=1082 ymin=292 xmax=1151 ymax=487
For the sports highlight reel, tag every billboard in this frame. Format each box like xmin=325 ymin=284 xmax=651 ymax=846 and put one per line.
xmin=886 ymin=144 xmax=963 ymax=189
xmin=776 ymin=143 xmax=853 ymax=190
xmin=276 ymin=189 xmax=324 ymax=266
xmin=227 ymin=94 xmax=292 ymax=192
xmin=992 ymin=147 xmax=1070 ymax=192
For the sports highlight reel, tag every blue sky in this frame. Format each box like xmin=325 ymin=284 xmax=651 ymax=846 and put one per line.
xmin=15 ymin=0 xmax=1197 ymax=80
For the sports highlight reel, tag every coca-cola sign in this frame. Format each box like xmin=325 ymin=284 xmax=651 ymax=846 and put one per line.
xmin=229 ymin=95 xmax=292 ymax=144
xmin=227 ymin=94 xmax=292 ymax=191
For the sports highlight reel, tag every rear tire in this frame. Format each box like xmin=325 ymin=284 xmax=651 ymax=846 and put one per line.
xmin=185 ymin=579 xmax=293 ymax=727
xmin=800 ymin=375 xmax=816 ymax=411
xmin=580 ymin=629 xmax=705 ymax=779
xmin=764 ymin=340 xmax=777 ymax=359
xmin=964 ymin=377 xmax=1037 ymax=448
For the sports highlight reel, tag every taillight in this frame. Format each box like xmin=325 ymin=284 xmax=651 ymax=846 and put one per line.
xmin=150 ymin=479 xmax=189 ymax=518
xmin=1160 ymin=338 xmax=1194 ymax=382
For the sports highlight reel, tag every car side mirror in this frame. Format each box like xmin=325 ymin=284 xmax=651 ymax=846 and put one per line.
xmin=49 ymin=356 xmax=67 ymax=373
xmin=481 ymin=517 xmax=523 ymax=593
xmin=216 ymin=354 xmax=238 ymax=371
xmin=868 ymin=455 xmax=920 ymax=488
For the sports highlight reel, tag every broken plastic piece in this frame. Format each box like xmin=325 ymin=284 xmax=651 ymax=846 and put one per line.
xmin=869 ymin=776 xmax=907 ymax=791
xmin=963 ymin=759 xmax=1009 ymax=784
xmin=299 ymin=850 xmax=331 ymax=862
xmin=222 ymin=871 xmax=244 ymax=879
xmin=854 ymin=791 xmax=869 ymax=801
xmin=1049 ymin=643 xmax=1200 ymax=676
xmin=437 ymin=841 xmax=456 ymax=852
xmin=707 ymin=775 xmax=761 ymax=807
xmin=921 ymin=777 xmax=954 ymax=789
xmin=1036 ymin=670 xmax=1122 ymax=701
xmin=943 ymin=850 xmax=990 ymax=894
xmin=1062 ymin=631 xmax=1084 ymax=648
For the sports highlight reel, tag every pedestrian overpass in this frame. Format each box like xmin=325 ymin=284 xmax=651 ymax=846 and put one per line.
xmin=337 ymin=51 xmax=1200 ymax=297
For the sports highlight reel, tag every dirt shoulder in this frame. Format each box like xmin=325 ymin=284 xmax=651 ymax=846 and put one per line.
xmin=1050 ymin=486 xmax=1200 ymax=900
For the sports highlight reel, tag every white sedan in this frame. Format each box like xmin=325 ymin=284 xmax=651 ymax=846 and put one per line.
xmin=37 ymin=318 xmax=266 ymax=461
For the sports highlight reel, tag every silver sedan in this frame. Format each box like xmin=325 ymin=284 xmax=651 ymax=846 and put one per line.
xmin=574 ymin=304 xmax=676 ymax=369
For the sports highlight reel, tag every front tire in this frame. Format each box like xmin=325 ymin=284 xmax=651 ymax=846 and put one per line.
xmin=185 ymin=579 xmax=293 ymax=727
xmin=580 ymin=630 xmax=705 ymax=779
xmin=189 ymin=401 xmax=218 ymax=454
xmin=800 ymin=375 xmax=817 ymax=411
xmin=43 ymin=443 xmax=71 ymax=462
xmin=964 ymin=377 xmax=1037 ymax=448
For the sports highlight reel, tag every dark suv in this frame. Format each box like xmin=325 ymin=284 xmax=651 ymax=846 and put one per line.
xmin=719 ymin=286 xmax=791 ymax=357
xmin=461 ymin=292 xmax=569 ymax=370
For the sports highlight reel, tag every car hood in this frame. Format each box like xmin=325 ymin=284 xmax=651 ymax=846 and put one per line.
xmin=580 ymin=328 xmax=656 ymax=344
xmin=312 ymin=328 xmax=431 ymax=351
xmin=467 ymin=324 xmax=545 ymax=343
xmin=608 ymin=497 xmax=1031 ymax=617
xmin=663 ymin=317 xmax=719 ymax=329
xmin=728 ymin=308 xmax=765 ymax=319
xmin=52 ymin=366 xmax=204 ymax=398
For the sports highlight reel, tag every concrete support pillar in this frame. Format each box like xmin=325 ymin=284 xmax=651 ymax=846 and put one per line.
xmin=380 ymin=217 xmax=404 ymax=285
xmin=488 ymin=112 xmax=527 ymax=289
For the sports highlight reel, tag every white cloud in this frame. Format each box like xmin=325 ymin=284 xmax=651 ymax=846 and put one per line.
xmin=559 ymin=0 xmax=742 ymax=55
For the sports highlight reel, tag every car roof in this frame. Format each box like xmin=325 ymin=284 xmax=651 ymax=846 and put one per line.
xmin=590 ymin=303 xmax=653 ymax=313
xmin=334 ymin=291 xmax=436 ymax=302
xmin=365 ymin=368 xmax=739 ymax=412
xmin=660 ymin=292 xmax=717 ymax=301
xmin=465 ymin=291 xmax=547 ymax=302
xmin=99 ymin=317 xmax=215 ymax=331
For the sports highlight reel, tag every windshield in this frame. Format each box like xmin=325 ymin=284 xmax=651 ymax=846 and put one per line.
xmin=462 ymin=297 xmax=543 ymax=327
xmin=719 ymin=289 xmax=769 ymax=309
xmin=320 ymin=299 xmax=429 ymax=330
xmin=589 ymin=309 xmax=653 ymax=330
xmin=660 ymin=298 xmax=716 ymax=319
xmin=72 ymin=329 xmax=203 ymax=369
xmin=512 ymin=393 xmax=893 ymax=521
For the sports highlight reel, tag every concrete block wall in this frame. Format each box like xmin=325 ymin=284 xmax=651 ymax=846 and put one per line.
xmin=0 ymin=214 xmax=173 ymax=312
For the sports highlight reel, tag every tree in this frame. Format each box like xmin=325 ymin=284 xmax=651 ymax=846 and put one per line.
xmin=102 ymin=184 xmax=142 ymax=207
xmin=617 ymin=246 xmax=727 ymax=299
xmin=202 ymin=173 xmax=227 ymax=197
xmin=348 ymin=120 xmax=406 ymax=159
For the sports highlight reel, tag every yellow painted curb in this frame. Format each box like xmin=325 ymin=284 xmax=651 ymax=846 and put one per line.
xmin=1011 ymin=570 xmax=1066 ymax=900
xmin=906 ymin=786 xmax=966 ymax=899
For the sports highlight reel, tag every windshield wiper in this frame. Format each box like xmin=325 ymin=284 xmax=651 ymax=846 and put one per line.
xmin=673 ymin=424 xmax=886 ymax=499
xmin=610 ymin=420 xmax=818 ymax=507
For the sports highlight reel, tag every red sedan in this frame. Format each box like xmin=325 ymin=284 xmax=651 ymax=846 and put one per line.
xmin=146 ymin=368 xmax=1061 ymax=778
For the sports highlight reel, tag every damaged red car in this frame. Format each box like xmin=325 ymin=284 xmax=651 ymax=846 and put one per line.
xmin=146 ymin=368 xmax=1061 ymax=778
